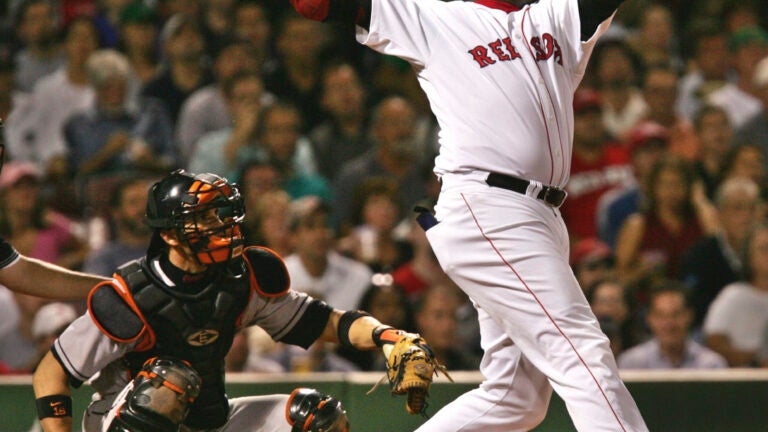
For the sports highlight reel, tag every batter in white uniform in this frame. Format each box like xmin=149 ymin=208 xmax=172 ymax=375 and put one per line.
xmin=290 ymin=0 xmax=648 ymax=430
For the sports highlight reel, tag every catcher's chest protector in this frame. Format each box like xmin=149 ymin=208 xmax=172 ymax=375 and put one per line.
xmin=118 ymin=258 xmax=251 ymax=430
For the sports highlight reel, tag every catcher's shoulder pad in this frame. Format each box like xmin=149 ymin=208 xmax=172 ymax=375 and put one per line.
xmin=87 ymin=278 xmax=150 ymax=346
xmin=243 ymin=246 xmax=290 ymax=297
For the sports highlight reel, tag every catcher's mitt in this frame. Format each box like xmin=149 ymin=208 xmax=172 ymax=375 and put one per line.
xmin=368 ymin=332 xmax=453 ymax=416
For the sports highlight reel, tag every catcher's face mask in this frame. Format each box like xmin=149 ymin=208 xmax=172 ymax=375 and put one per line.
xmin=176 ymin=177 xmax=245 ymax=265
xmin=145 ymin=170 xmax=245 ymax=265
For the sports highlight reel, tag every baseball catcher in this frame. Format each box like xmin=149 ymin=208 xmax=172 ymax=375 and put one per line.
xmin=31 ymin=169 xmax=444 ymax=432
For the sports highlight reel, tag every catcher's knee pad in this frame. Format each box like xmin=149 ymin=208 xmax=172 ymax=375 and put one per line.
xmin=286 ymin=388 xmax=350 ymax=432
xmin=107 ymin=357 xmax=202 ymax=432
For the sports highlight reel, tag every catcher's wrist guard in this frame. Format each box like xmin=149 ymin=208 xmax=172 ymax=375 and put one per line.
xmin=371 ymin=326 xmax=401 ymax=347
xmin=36 ymin=394 xmax=72 ymax=419
xmin=286 ymin=388 xmax=350 ymax=432
xmin=367 ymin=332 xmax=453 ymax=416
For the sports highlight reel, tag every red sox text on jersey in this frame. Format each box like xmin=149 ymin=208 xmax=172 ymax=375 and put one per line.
xmin=468 ymin=33 xmax=563 ymax=68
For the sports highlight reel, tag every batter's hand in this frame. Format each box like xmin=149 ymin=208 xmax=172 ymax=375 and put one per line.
xmin=368 ymin=329 xmax=453 ymax=416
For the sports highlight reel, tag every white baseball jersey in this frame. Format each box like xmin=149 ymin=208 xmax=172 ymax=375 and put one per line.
xmin=357 ymin=0 xmax=610 ymax=188
xmin=352 ymin=0 xmax=648 ymax=430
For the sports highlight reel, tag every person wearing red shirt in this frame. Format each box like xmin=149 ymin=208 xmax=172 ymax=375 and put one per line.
xmin=562 ymin=88 xmax=633 ymax=241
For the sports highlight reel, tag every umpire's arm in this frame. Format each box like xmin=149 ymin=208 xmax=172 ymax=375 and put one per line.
xmin=33 ymin=351 xmax=73 ymax=432
xmin=0 ymin=254 xmax=105 ymax=300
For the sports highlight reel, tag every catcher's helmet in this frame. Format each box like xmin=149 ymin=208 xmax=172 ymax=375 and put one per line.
xmin=145 ymin=169 xmax=245 ymax=265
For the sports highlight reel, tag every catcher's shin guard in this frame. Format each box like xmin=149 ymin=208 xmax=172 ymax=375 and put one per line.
xmin=286 ymin=388 xmax=350 ymax=432
xmin=107 ymin=357 xmax=202 ymax=432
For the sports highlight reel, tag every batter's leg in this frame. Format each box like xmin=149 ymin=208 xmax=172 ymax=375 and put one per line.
xmin=425 ymin=189 xmax=647 ymax=432
xmin=416 ymin=306 xmax=552 ymax=432
xmin=219 ymin=395 xmax=292 ymax=432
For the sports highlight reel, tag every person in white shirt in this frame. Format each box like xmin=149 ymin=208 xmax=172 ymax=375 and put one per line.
xmin=704 ymin=223 xmax=768 ymax=367
xmin=619 ymin=283 xmax=727 ymax=369
xmin=284 ymin=196 xmax=372 ymax=311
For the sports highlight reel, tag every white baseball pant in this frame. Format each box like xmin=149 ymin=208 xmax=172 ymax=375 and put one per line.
xmin=416 ymin=172 xmax=648 ymax=432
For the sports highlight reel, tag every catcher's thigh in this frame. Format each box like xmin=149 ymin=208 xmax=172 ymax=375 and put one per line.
xmin=219 ymin=395 xmax=292 ymax=432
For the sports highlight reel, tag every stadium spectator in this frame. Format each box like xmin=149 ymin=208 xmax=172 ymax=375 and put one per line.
xmin=597 ymin=121 xmax=669 ymax=248
xmin=692 ymin=105 xmax=735 ymax=198
xmin=413 ymin=284 xmax=480 ymax=371
xmin=0 ymin=285 xmax=45 ymax=371
xmin=639 ymin=66 xmax=699 ymax=160
xmin=93 ymin=0 xmax=133 ymax=48
xmin=116 ymin=1 xmax=161 ymax=84
xmin=718 ymin=143 xmax=767 ymax=192
xmin=586 ymin=278 xmax=632 ymax=356
xmin=590 ymin=39 xmax=646 ymax=140
xmin=8 ymin=16 xmax=99 ymax=178
xmin=13 ymin=0 xmax=65 ymax=93
xmin=262 ymin=11 xmax=329 ymax=131
xmin=200 ymin=0 xmax=237 ymax=58
xmin=626 ymin=3 xmax=682 ymax=72
xmin=284 ymin=196 xmax=372 ymax=311
xmin=82 ymin=177 xmax=153 ymax=276
xmin=618 ymin=283 xmax=728 ymax=369
xmin=176 ymin=41 xmax=260 ymax=166
xmin=735 ymin=55 xmax=768 ymax=160
xmin=233 ymin=0 xmax=274 ymax=73
xmin=561 ymin=88 xmax=633 ymax=240
xmin=707 ymin=26 xmax=768 ymax=130
xmin=310 ymin=62 xmax=370 ymax=182
xmin=704 ymin=222 xmax=768 ymax=367
xmin=338 ymin=177 xmax=411 ymax=273
xmin=242 ymin=189 xmax=292 ymax=256
xmin=339 ymin=279 xmax=415 ymax=371
xmin=571 ymin=237 xmax=615 ymax=292
xmin=681 ymin=177 xmax=763 ymax=329
xmin=677 ymin=25 xmax=730 ymax=122
xmin=0 ymin=161 xmax=89 ymax=269
xmin=189 ymin=72 xmax=266 ymax=177
xmin=251 ymin=102 xmax=329 ymax=201
xmin=62 ymin=49 xmax=175 ymax=177
xmin=615 ymin=157 xmax=719 ymax=288
xmin=140 ymin=13 xmax=212 ymax=126
xmin=333 ymin=96 xmax=429 ymax=232
xmin=30 ymin=302 xmax=78 ymax=369
xmin=391 ymin=220 xmax=452 ymax=300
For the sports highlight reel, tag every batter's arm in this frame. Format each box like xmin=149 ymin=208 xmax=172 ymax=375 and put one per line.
xmin=32 ymin=351 xmax=73 ymax=432
xmin=290 ymin=0 xmax=371 ymax=28
xmin=0 ymin=255 xmax=105 ymax=300
xmin=577 ymin=0 xmax=626 ymax=40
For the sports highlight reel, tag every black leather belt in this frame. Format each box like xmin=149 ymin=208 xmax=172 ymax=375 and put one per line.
xmin=485 ymin=172 xmax=567 ymax=208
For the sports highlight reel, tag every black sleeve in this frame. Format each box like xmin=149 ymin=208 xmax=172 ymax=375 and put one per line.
xmin=278 ymin=299 xmax=334 ymax=349
xmin=578 ymin=0 xmax=624 ymax=41
xmin=326 ymin=0 xmax=371 ymax=29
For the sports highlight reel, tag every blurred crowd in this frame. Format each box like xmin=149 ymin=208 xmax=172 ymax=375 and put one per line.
xmin=0 ymin=0 xmax=768 ymax=375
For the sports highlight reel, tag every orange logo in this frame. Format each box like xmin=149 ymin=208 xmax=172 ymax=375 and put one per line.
xmin=50 ymin=401 xmax=67 ymax=417
xmin=187 ymin=329 xmax=220 ymax=346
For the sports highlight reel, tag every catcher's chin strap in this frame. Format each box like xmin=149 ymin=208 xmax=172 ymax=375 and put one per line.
xmin=367 ymin=327 xmax=453 ymax=417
